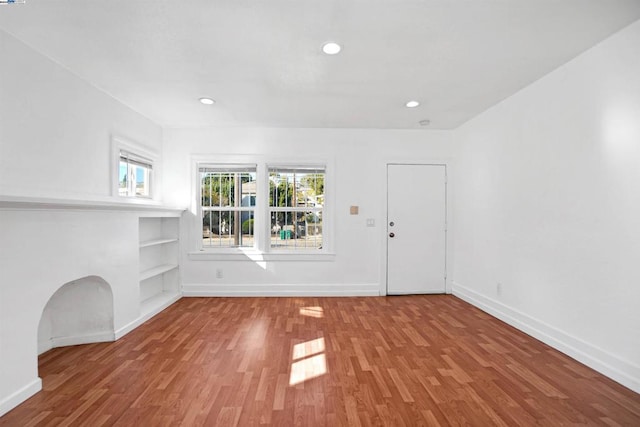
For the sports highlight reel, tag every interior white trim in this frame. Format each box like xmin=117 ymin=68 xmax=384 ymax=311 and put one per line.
xmin=0 ymin=378 xmax=42 ymax=417
xmin=190 ymin=153 xmax=336 ymax=256
xmin=378 ymin=157 xmax=454 ymax=296
xmin=111 ymin=135 xmax=160 ymax=199
xmin=0 ymin=194 xmax=184 ymax=212
xmin=182 ymin=283 xmax=380 ymax=297
xmin=38 ymin=332 xmax=115 ymax=355
xmin=114 ymin=292 xmax=182 ymax=340
xmin=187 ymin=250 xmax=336 ymax=262
xmin=452 ymin=282 xmax=640 ymax=394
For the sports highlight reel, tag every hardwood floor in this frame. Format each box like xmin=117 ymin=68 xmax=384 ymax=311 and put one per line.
xmin=2 ymin=295 xmax=639 ymax=426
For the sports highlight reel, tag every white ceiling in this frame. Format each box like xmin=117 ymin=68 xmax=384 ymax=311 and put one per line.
xmin=2 ymin=1 xmax=640 ymax=129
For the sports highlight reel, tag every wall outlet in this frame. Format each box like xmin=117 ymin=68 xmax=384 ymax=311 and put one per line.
xmin=216 ymin=269 xmax=224 ymax=279
xmin=496 ymin=282 xmax=502 ymax=296
xmin=366 ymin=218 xmax=375 ymax=227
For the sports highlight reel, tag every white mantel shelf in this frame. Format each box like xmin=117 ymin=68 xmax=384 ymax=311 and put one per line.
xmin=0 ymin=195 xmax=185 ymax=213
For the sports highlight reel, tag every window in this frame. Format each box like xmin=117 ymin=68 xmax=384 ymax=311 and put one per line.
xmin=200 ymin=166 xmax=257 ymax=248
xmin=112 ymin=136 xmax=158 ymax=200
xmin=269 ymin=167 xmax=324 ymax=250
xmin=194 ymin=160 xmax=330 ymax=256
xmin=119 ymin=151 xmax=153 ymax=197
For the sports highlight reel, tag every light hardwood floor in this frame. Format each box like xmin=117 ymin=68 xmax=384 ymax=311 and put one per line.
xmin=1 ymin=295 xmax=639 ymax=426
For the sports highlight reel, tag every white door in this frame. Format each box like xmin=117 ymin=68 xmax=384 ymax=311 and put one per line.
xmin=387 ymin=164 xmax=446 ymax=294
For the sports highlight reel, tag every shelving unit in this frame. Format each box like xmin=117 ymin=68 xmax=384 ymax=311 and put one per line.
xmin=139 ymin=216 xmax=181 ymax=319
xmin=140 ymin=263 xmax=178 ymax=281
xmin=139 ymin=238 xmax=179 ymax=248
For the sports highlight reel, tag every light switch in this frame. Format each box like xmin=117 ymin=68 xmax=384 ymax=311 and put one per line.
xmin=350 ymin=205 xmax=359 ymax=215
xmin=366 ymin=218 xmax=375 ymax=227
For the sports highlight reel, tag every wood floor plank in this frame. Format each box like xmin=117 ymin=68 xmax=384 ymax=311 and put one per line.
xmin=1 ymin=295 xmax=639 ymax=426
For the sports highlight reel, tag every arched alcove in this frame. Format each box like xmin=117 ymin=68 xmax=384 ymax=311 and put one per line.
xmin=37 ymin=276 xmax=115 ymax=355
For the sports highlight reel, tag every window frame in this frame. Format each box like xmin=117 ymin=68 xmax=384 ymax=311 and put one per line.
xmin=190 ymin=156 xmax=334 ymax=260
xmin=267 ymin=165 xmax=326 ymax=253
xmin=111 ymin=136 xmax=158 ymax=200
xmin=199 ymin=164 xmax=258 ymax=250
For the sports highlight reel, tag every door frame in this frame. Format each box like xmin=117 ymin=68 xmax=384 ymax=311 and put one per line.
xmin=379 ymin=160 xmax=453 ymax=296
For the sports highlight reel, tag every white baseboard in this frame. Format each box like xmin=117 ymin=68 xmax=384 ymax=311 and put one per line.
xmin=182 ymin=283 xmax=381 ymax=297
xmin=6 ymin=297 xmax=181 ymax=417
xmin=115 ymin=318 xmax=142 ymax=340
xmin=115 ymin=292 xmax=182 ymax=339
xmin=0 ymin=378 xmax=42 ymax=417
xmin=39 ymin=294 xmax=182 ymax=351
xmin=38 ymin=339 xmax=53 ymax=355
xmin=38 ymin=332 xmax=115 ymax=355
xmin=452 ymin=282 xmax=640 ymax=394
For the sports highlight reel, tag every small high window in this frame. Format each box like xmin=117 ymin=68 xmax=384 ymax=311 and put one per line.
xmin=119 ymin=151 xmax=153 ymax=198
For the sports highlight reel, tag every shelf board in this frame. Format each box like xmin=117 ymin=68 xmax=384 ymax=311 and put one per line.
xmin=0 ymin=194 xmax=185 ymax=213
xmin=139 ymin=238 xmax=179 ymax=248
xmin=140 ymin=264 xmax=178 ymax=281
xmin=140 ymin=291 xmax=182 ymax=322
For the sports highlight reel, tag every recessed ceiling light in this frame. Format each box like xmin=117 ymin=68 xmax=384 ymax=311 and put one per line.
xmin=199 ymin=97 xmax=215 ymax=105
xmin=419 ymin=119 xmax=431 ymax=126
xmin=322 ymin=42 xmax=341 ymax=55
xmin=406 ymin=100 xmax=420 ymax=108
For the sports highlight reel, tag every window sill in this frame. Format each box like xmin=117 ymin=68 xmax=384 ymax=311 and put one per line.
xmin=188 ymin=249 xmax=336 ymax=262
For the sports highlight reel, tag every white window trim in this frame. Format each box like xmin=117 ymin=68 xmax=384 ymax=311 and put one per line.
xmin=190 ymin=155 xmax=263 ymax=255
xmin=265 ymin=163 xmax=329 ymax=254
xmin=198 ymin=162 xmax=259 ymax=251
xmin=111 ymin=135 xmax=159 ymax=200
xmin=189 ymin=154 xmax=335 ymax=261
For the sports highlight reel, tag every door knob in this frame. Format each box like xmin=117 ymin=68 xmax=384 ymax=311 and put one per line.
xmin=389 ymin=232 xmax=395 ymax=238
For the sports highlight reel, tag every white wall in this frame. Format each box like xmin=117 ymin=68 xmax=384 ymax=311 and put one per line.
xmin=0 ymin=29 xmax=162 ymax=201
xmin=0 ymin=210 xmax=139 ymax=410
xmin=452 ymin=20 xmax=640 ymax=392
xmin=163 ymin=128 xmax=454 ymax=296
xmin=0 ymin=30 xmax=167 ymax=415
xmin=4 ymin=9 xmax=637 ymax=418
xmin=38 ymin=275 xmax=115 ymax=355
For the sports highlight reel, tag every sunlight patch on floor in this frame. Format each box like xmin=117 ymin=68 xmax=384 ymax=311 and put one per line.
xmin=292 ymin=337 xmax=325 ymax=360
xmin=289 ymin=353 xmax=327 ymax=386
xmin=299 ymin=306 xmax=324 ymax=318
xmin=289 ymin=337 xmax=327 ymax=386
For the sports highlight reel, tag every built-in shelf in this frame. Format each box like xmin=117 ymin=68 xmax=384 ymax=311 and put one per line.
xmin=0 ymin=194 xmax=185 ymax=212
xmin=140 ymin=291 xmax=182 ymax=322
xmin=139 ymin=238 xmax=179 ymax=248
xmin=138 ymin=216 xmax=180 ymax=316
xmin=140 ymin=263 xmax=179 ymax=281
